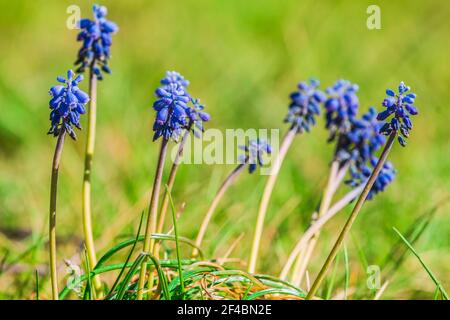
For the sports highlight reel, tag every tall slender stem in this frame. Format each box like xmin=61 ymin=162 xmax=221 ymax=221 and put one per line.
xmin=49 ymin=128 xmax=66 ymax=300
xmin=280 ymin=183 xmax=364 ymax=279
xmin=156 ymin=129 xmax=190 ymax=242
xmin=306 ymin=132 xmax=396 ymax=299
xmin=137 ymin=138 xmax=169 ymax=300
xmin=192 ymin=163 xmax=246 ymax=257
xmin=82 ymin=65 xmax=102 ymax=295
xmin=248 ymin=128 xmax=297 ymax=273
xmin=153 ymin=130 xmax=189 ymax=260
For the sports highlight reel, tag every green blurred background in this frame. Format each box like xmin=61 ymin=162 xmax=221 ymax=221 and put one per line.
xmin=0 ymin=0 xmax=449 ymax=299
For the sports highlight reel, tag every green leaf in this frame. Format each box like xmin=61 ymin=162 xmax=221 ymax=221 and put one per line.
xmin=393 ymin=227 xmax=448 ymax=300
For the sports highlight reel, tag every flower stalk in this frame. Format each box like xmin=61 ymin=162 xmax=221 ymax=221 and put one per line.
xmin=156 ymin=126 xmax=191 ymax=242
xmin=49 ymin=127 xmax=66 ymax=300
xmin=81 ymin=64 xmax=102 ymax=295
xmin=248 ymin=128 xmax=297 ymax=273
xmin=137 ymin=138 xmax=169 ymax=300
xmin=306 ymin=132 xmax=396 ymax=299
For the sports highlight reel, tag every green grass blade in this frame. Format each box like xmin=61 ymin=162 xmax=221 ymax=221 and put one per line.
xmin=82 ymin=249 xmax=94 ymax=300
xmin=384 ymin=205 xmax=438 ymax=277
xmin=393 ymin=227 xmax=448 ymax=300
xmin=109 ymin=211 xmax=145 ymax=295
xmin=325 ymin=252 xmax=340 ymax=300
xmin=147 ymin=253 xmax=171 ymax=300
xmin=245 ymin=288 xmax=303 ymax=300
xmin=116 ymin=252 xmax=148 ymax=300
xmin=343 ymin=243 xmax=350 ymax=300
xmin=35 ymin=269 xmax=39 ymax=300
xmin=95 ymin=234 xmax=203 ymax=269
xmin=166 ymin=184 xmax=184 ymax=299
xmin=59 ymin=259 xmax=192 ymax=299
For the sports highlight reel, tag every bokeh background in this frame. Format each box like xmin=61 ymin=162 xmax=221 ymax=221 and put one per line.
xmin=0 ymin=0 xmax=449 ymax=299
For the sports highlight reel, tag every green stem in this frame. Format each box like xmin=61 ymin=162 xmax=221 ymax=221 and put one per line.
xmin=166 ymin=185 xmax=184 ymax=298
xmin=155 ymin=127 xmax=190 ymax=257
xmin=306 ymin=132 xmax=396 ymax=299
xmin=49 ymin=127 xmax=66 ymax=300
xmin=137 ymin=138 xmax=169 ymax=300
xmin=82 ymin=66 xmax=102 ymax=295
xmin=193 ymin=162 xmax=246 ymax=257
xmin=248 ymin=128 xmax=297 ymax=273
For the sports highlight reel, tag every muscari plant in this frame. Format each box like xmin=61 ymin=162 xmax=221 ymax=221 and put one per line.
xmin=193 ymin=139 xmax=272 ymax=257
xmin=48 ymin=70 xmax=89 ymax=300
xmin=43 ymin=4 xmax=422 ymax=301
xmin=74 ymin=4 xmax=118 ymax=294
xmin=305 ymin=82 xmax=418 ymax=299
xmin=282 ymin=82 xmax=396 ymax=284
xmin=136 ymin=71 xmax=210 ymax=300
xmin=248 ymin=79 xmax=325 ymax=273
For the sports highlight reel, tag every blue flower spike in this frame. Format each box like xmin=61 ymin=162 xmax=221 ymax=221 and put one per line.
xmin=153 ymin=83 xmax=190 ymax=141
xmin=75 ymin=4 xmax=118 ymax=80
xmin=336 ymin=107 xmax=394 ymax=200
xmin=347 ymin=158 xmax=396 ymax=200
xmin=377 ymin=81 xmax=418 ymax=147
xmin=324 ymin=80 xmax=360 ymax=141
xmin=48 ymin=70 xmax=89 ymax=140
xmin=285 ymin=79 xmax=325 ymax=134
xmin=336 ymin=107 xmax=386 ymax=164
xmin=152 ymin=71 xmax=210 ymax=142
xmin=239 ymin=139 xmax=272 ymax=173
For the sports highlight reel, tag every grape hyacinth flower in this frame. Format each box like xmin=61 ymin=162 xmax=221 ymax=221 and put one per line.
xmin=249 ymin=79 xmax=325 ymax=274
xmin=48 ymin=70 xmax=89 ymax=140
xmin=152 ymin=83 xmax=191 ymax=141
xmin=347 ymin=159 xmax=396 ymax=200
xmin=47 ymin=69 xmax=88 ymax=300
xmin=284 ymin=79 xmax=325 ymax=134
xmin=76 ymin=4 xmax=118 ymax=296
xmin=238 ymin=139 xmax=272 ymax=173
xmin=194 ymin=140 xmax=272 ymax=257
xmin=75 ymin=4 xmax=118 ymax=79
xmin=139 ymin=71 xmax=209 ymax=299
xmin=336 ymin=107 xmax=386 ymax=165
xmin=306 ymin=83 xmax=418 ymax=299
xmin=324 ymin=80 xmax=359 ymax=141
xmin=377 ymin=82 xmax=418 ymax=146
xmin=155 ymin=79 xmax=210 ymax=255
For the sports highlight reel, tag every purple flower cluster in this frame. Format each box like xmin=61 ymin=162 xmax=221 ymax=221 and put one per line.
xmin=75 ymin=4 xmax=118 ymax=80
xmin=335 ymin=107 xmax=386 ymax=164
xmin=239 ymin=139 xmax=272 ymax=173
xmin=285 ymin=79 xmax=325 ymax=134
xmin=347 ymin=158 xmax=396 ymax=200
xmin=48 ymin=70 xmax=89 ymax=140
xmin=152 ymin=71 xmax=210 ymax=142
xmin=337 ymin=107 xmax=395 ymax=199
xmin=324 ymin=80 xmax=359 ymax=141
xmin=377 ymin=82 xmax=418 ymax=146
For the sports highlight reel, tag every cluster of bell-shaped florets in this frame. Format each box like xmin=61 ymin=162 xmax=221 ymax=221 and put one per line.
xmin=75 ymin=4 xmax=118 ymax=80
xmin=152 ymin=71 xmax=210 ymax=142
xmin=48 ymin=70 xmax=89 ymax=140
